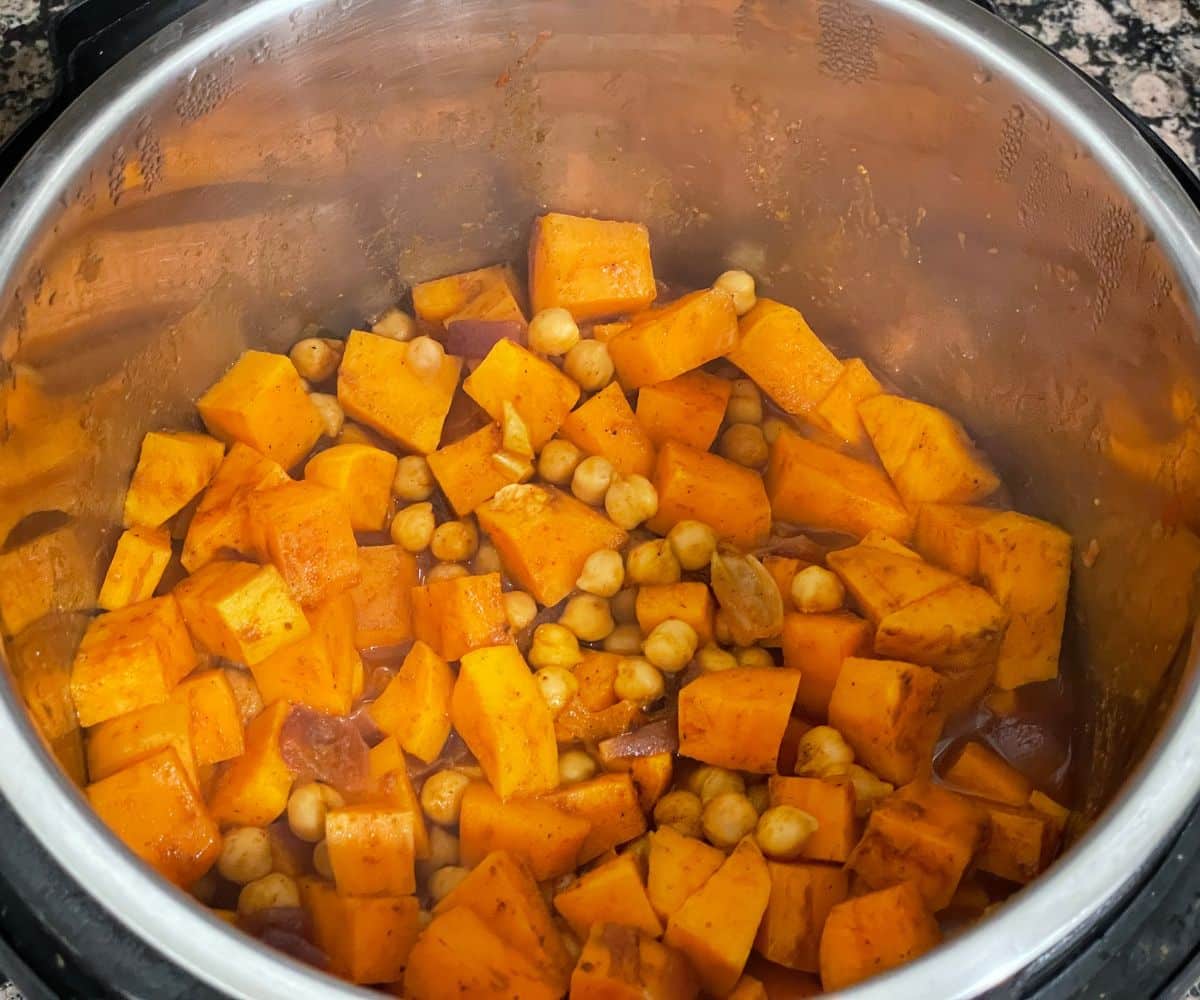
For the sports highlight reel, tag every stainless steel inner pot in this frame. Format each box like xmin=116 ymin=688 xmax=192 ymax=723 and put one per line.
xmin=1 ymin=0 xmax=1199 ymax=996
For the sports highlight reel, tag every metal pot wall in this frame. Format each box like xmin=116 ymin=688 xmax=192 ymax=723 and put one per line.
xmin=0 ymin=0 xmax=1198 ymax=996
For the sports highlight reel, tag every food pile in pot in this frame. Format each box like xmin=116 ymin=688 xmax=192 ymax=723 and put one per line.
xmin=39 ymin=212 xmax=1074 ymax=995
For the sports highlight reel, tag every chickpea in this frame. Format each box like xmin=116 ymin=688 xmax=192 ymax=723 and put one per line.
xmin=529 ymin=623 xmax=583 ymax=668
xmin=791 ymin=565 xmax=846 ymax=613
xmin=643 ymin=618 xmax=699 ymax=673
xmin=571 ymin=456 xmax=616 ymax=505
xmin=337 ymin=422 xmax=376 ymax=447
xmin=746 ymin=783 xmax=771 ymax=814
xmin=614 ymin=657 xmax=665 ymax=704
xmin=426 ymin=562 xmax=469 ymax=582
xmin=702 ymin=792 xmax=759 ymax=849
xmin=502 ymin=590 xmax=538 ymax=631
xmin=237 ymin=873 xmax=300 ymax=916
xmin=427 ymin=826 xmax=460 ymax=869
xmin=501 ymin=401 xmax=534 ymax=458
xmin=719 ymin=423 xmax=769 ymax=468
xmin=217 ymin=827 xmax=273 ymax=885
xmin=577 ymin=548 xmax=625 ymax=597
xmin=492 ymin=449 xmax=534 ymax=482
xmin=726 ymin=378 xmax=763 ymax=425
xmin=406 ymin=335 xmax=446 ymax=378
xmin=534 ymin=666 xmax=579 ymax=716
xmin=734 ymin=646 xmax=775 ymax=668
xmin=626 ymin=540 xmax=681 ymax=585
xmin=559 ymin=594 xmax=615 ymax=642
xmin=391 ymin=502 xmax=436 ymax=552
xmin=312 ymin=840 xmax=333 ymax=879
xmin=473 ymin=542 xmax=502 ymax=575
xmin=431 ymin=519 xmax=479 ymax=563
xmin=687 ymin=766 xmax=746 ymax=804
xmin=563 ymin=340 xmax=614 ymax=391
xmin=558 ymin=750 xmax=598 ymax=785
xmin=428 ymin=866 xmax=470 ymax=904
xmin=528 ymin=307 xmax=581 ymax=356
xmin=287 ymin=782 xmax=345 ymax=843
xmin=847 ymin=764 xmax=894 ymax=818
xmin=714 ymin=269 xmax=757 ymax=316
xmin=756 ymin=805 xmax=818 ymax=860
xmin=290 ymin=337 xmax=343 ymax=382
xmin=713 ymin=610 xmax=734 ymax=646
xmin=305 ymin=392 xmax=344 ymax=439
xmin=393 ymin=455 xmax=434 ymax=501
xmin=538 ymin=439 xmax=584 ymax=486
xmin=654 ymin=790 xmax=703 ymax=838
xmin=667 ymin=520 xmax=718 ymax=572
xmin=695 ymin=643 xmax=738 ymax=673
xmin=420 ymin=770 xmax=473 ymax=826
xmin=605 ymin=475 xmax=659 ymax=530
xmin=603 ymin=623 xmax=644 ymax=655
xmin=795 ymin=725 xmax=855 ymax=777
xmin=371 ymin=307 xmax=416 ymax=341
xmin=762 ymin=416 xmax=788 ymax=445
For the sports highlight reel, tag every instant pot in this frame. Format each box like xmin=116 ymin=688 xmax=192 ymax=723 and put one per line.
xmin=1 ymin=0 xmax=1199 ymax=997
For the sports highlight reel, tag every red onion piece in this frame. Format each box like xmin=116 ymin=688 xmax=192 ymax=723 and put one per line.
xmin=597 ymin=716 xmax=678 ymax=763
xmin=280 ymin=706 xmax=369 ymax=793
xmin=442 ymin=319 xmax=525 ymax=357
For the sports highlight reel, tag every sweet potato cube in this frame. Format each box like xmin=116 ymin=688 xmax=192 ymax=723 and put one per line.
xmin=410 ymin=572 xmax=508 ymax=662
xmin=197 ymin=351 xmax=323 ymax=470
xmin=543 ymin=772 xmax=646 ymax=863
xmin=664 ymin=837 xmax=772 ymax=997
xmin=208 ymin=700 xmax=294 ymax=827
xmin=69 ymin=595 xmax=197 ymax=727
xmin=463 ymin=339 xmax=580 ymax=450
xmin=763 ymin=556 xmax=804 ymax=599
xmin=728 ymin=976 xmax=769 ymax=1000
xmin=766 ymin=429 xmax=913 ymax=540
xmin=571 ymin=924 xmax=699 ymax=1000
xmin=573 ymin=651 xmax=620 ymax=712
xmin=976 ymin=801 xmax=1059 ymax=884
xmin=458 ymin=781 xmax=591 ymax=880
xmin=435 ymin=850 xmax=573 ymax=992
xmin=246 ymin=481 xmax=360 ymax=606
xmin=303 ymin=444 xmax=398 ymax=532
xmin=978 ymin=512 xmax=1072 ymax=689
xmin=847 ymin=781 xmax=987 ymax=910
xmin=123 ymin=431 xmax=225 ymax=529
xmin=0 ymin=523 xmax=96 ymax=637
xmin=860 ymin=529 xmax=921 ymax=559
xmin=87 ymin=698 xmax=197 ymax=787
xmin=554 ymin=853 xmax=662 ymax=939
xmin=636 ymin=582 xmax=715 ymax=643
xmin=86 ymin=747 xmax=218 ymax=886
xmin=559 ymin=382 xmax=656 ymax=478
xmin=635 ymin=370 xmax=731 ymax=452
xmin=755 ymin=861 xmax=848 ymax=972
xmin=647 ymin=826 xmax=725 ymax=921
xmin=325 ymin=805 xmax=416 ymax=896
xmin=427 ymin=423 xmax=525 ymax=517
xmin=169 ymin=669 xmax=244 ymax=765
xmin=337 ymin=330 xmax=463 ymax=454
xmin=810 ymin=358 xmax=883 ymax=448
xmin=914 ymin=503 xmax=1000 ymax=579
xmin=365 ymin=737 xmax=430 ymax=860
xmin=943 ymin=741 xmax=1032 ymax=805
xmin=825 ymin=540 xmax=961 ymax=622
xmin=405 ymin=906 xmax=557 ymax=1000
xmin=768 ymin=777 xmax=858 ymax=863
xmin=556 ymin=698 xmax=647 ymax=746
xmin=349 ymin=545 xmax=418 ymax=650
xmin=874 ymin=580 xmax=1009 ymax=672
xmin=628 ymin=753 xmax=674 ymax=812
xmin=1029 ymin=790 xmax=1071 ymax=837
xmin=818 ymin=882 xmax=940 ymax=991
xmin=301 ymin=878 xmax=420 ymax=984
xmin=529 ymin=213 xmax=656 ymax=321
xmin=452 ymin=644 xmax=558 ymax=799
xmin=98 ymin=526 xmax=173 ymax=611
xmin=477 ymin=484 xmax=627 ymax=606
xmin=647 ymin=441 xmax=771 ymax=549
xmin=727 ymin=300 xmax=843 ymax=416
xmin=782 ymin=613 xmax=873 ymax=719
xmin=368 ymin=641 xmax=453 ymax=763
xmin=7 ymin=615 xmax=85 ymax=745
xmin=678 ymin=668 xmax=801 ymax=773
xmin=608 ymin=288 xmax=738 ymax=389
xmin=828 ymin=658 xmax=944 ymax=785
xmin=593 ymin=321 xmax=631 ymax=343
xmin=413 ymin=264 xmax=526 ymax=326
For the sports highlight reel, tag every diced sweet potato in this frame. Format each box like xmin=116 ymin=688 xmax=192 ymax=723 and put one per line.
xmin=781 ymin=612 xmax=873 ymax=719
xmin=1029 ymin=790 xmax=1071 ymax=838
xmin=860 ymin=529 xmax=921 ymax=559
xmin=874 ymin=580 xmax=1009 ymax=672
xmin=87 ymin=698 xmax=197 ymax=786
xmin=755 ymin=861 xmax=848 ymax=973
xmin=7 ymin=615 xmax=85 ymax=745
xmin=411 ymin=572 xmax=509 ymax=662
xmin=573 ymin=651 xmax=620 ymax=712
xmin=727 ymin=975 xmax=769 ymax=1000
xmin=529 ymin=213 xmax=656 ymax=321
xmin=452 ymin=644 xmax=558 ymax=799
xmin=593 ymin=321 xmax=631 ymax=343
xmin=364 ymin=738 xmax=429 ymax=860
xmin=727 ymin=300 xmax=842 ymax=416
xmin=208 ymin=700 xmax=294 ymax=827
xmin=98 ymin=526 xmax=173 ymax=611
xmin=300 ymin=878 xmax=421 ymax=984
xmin=828 ymin=658 xmax=944 ymax=785
xmin=325 ymin=805 xmax=416 ymax=896
xmin=859 ymin=395 xmax=1000 ymax=505
xmin=636 ymin=583 xmax=715 ymax=644
xmin=976 ymin=800 xmax=1059 ymax=884
xmin=303 ymin=444 xmax=398 ymax=532
xmin=175 ymin=560 xmax=310 ymax=665
xmin=554 ymin=853 xmax=663 ymax=939
xmin=745 ymin=957 xmax=822 ymax=998
xmin=767 ymin=777 xmax=858 ymax=863
xmin=556 ymin=698 xmax=646 ymax=745
xmin=349 ymin=545 xmax=418 ymax=650
xmin=763 ymin=556 xmax=804 ymax=600
xmin=337 ymin=330 xmax=463 ymax=454
xmin=810 ymin=359 xmax=884 ymax=448
xmin=413 ymin=264 xmax=526 ymax=326
xmin=943 ymin=742 xmax=1032 ymax=806
xmin=664 ymin=837 xmax=772 ymax=997
xmin=647 ymin=441 xmax=772 ymax=549
xmin=635 ymin=371 xmax=731 ymax=452
xmin=169 ymin=669 xmax=244 ymax=765
xmin=427 ymin=423 xmax=525 ymax=517
xmin=647 ymin=827 xmax=725 ymax=921
xmin=477 ymin=484 xmax=627 ymax=606
xmin=628 ymin=753 xmax=674 ymax=812
xmin=571 ymin=924 xmax=699 ymax=1000
xmin=86 ymin=747 xmax=219 ymax=886
xmin=846 ymin=782 xmax=987 ymax=910
xmin=913 ymin=503 xmax=1000 ymax=579
xmin=825 ymin=540 xmax=960 ymax=622
xmin=197 ymin=351 xmax=323 ymax=470
xmin=458 ymin=781 xmax=591 ymax=881
xmin=368 ymin=641 xmax=453 ymax=763
xmin=766 ymin=429 xmax=913 ymax=540
xmin=123 ymin=431 xmax=225 ymax=528
xmin=608 ymin=289 xmax=739 ymax=388
xmin=977 ymin=512 xmax=1072 ymax=689
xmin=0 ymin=523 xmax=96 ymax=637
xmin=463 ymin=339 xmax=580 ymax=450
xmin=560 ymin=383 xmax=657 ymax=477
xmin=70 ymin=595 xmax=197 ymax=727
xmin=246 ymin=481 xmax=360 ymax=606
xmin=543 ymin=773 xmax=646 ymax=863
xmin=818 ymin=882 xmax=940 ymax=991
xmin=678 ymin=668 xmax=801 ymax=773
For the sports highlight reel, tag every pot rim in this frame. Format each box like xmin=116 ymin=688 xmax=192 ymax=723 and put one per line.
xmin=0 ymin=0 xmax=1198 ymax=997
